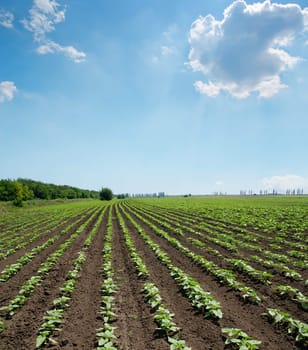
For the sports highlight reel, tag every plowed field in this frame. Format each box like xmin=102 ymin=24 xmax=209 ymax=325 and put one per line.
xmin=0 ymin=198 xmax=307 ymax=349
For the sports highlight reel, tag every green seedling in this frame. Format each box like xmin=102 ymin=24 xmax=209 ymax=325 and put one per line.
xmin=222 ymin=328 xmax=261 ymax=350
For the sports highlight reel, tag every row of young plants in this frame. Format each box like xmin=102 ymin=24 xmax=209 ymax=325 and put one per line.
xmin=143 ymin=282 xmax=191 ymax=350
xmin=35 ymin=205 xmax=107 ymax=348
xmin=0 ymin=206 xmax=94 ymax=261
xmin=144 ymin=204 xmax=306 ymax=284
xmin=121 ymin=205 xmax=223 ymax=320
xmin=130 ymin=203 xmax=306 ymax=284
xmin=95 ymin=206 xmax=118 ymax=350
xmin=169 ymin=206 xmax=307 ymax=283
xmin=125 ymin=203 xmax=236 ymax=253
xmin=192 ymin=207 xmax=305 ymax=268
xmin=126 ymin=201 xmax=307 ymax=346
xmin=0 ymin=208 xmax=50 ymax=236
xmin=128 ymin=203 xmax=308 ymax=313
xmin=124 ymin=204 xmax=262 ymax=304
xmin=120 ymin=205 xmax=264 ymax=349
xmin=196 ymin=224 xmax=305 ymax=275
xmin=0 ymin=206 xmax=98 ymax=281
xmin=186 ymin=233 xmax=308 ymax=311
xmin=132 ymin=203 xmax=308 ymax=315
xmin=0 ymin=215 xmax=53 ymax=247
xmin=137 ymin=202 xmax=307 ymax=268
xmin=0 ymin=206 xmax=103 ymax=326
xmin=228 ymin=259 xmax=273 ymax=285
xmin=115 ymin=206 xmax=149 ymax=279
xmin=140 ymin=203 xmax=261 ymax=245
xmin=196 ymin=220 xmax=307 ymax=271
xmin=187 ymin=237 xmax=222 ymax=257
xmin=187 ymin=232 xmax=302 ymax=281
xmin=274 ymin=285 xmax=308 ymax=311
xmin=0 ymin=212 xmax=64 ymax=255
xmin=169 ymin=200 xmax=308 ymax=242
xmin=266 ymin=308 xmax=308 ymax=346
xmin=0 ymin=204 xmax=82 ymax=240
xmin=249 ymin=255 xmax=304 ymax=281
xmin=127 ymin=204 xmax=241 ymax=254
xmin=115 ymin=206 xmax=191 ymax=349
xmin=183 ymin=204 xmax=307 ymax=258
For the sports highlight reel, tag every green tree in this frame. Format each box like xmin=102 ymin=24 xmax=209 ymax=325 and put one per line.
xmin=22 ymin=184 xmax=34 ymax=200
xmin=13 ymin=182 xmax=24 ymax=207
xmin=99 ymin=187 xmax=113 ymax=201
xmin=0 ymin=180 xmax=16 ymax=201
xmin=0 ymin=180 xmax=34 ymax=205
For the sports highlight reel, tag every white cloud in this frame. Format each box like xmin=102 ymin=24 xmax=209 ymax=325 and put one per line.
xmin=0 ymin=9 xmax=14 ymax=28
xmin=0 ymin=81 xmax=17 ymax=103
xmin=188 ymin=0 xmax=308 ymax=98
xmin=261 ymin=174 xmax=308 ymax=192
xmin=37 ymin=40 xmax=86 ymax=63
xmin=215 ymin=181 xmax=224 ymax=186
xmin=22 ymin=0 xmax=86 ymax=63
xmin=22 ymin=0 xmax=65 ymax=41
xmin=194 ymin=80 xmax=221 ymax=97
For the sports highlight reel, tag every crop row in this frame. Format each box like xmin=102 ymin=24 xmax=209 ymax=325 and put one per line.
xmin=127 ymin=203 xmax=307 ymax=298
xmin=0 ymin=207 xmax=97 ymax=281
xmin=0 ymin=206 xmax=103 ymax=327
xmin=123 ymin=200 xmax=308 ymax=347
xmin=35 ymin=205 xmax=107 ymax=348
xmin=118 ymin=205 xmax=265 ymax=349
xmin=96 ymin=206 xmax=118 ymax=350
xmin=0 ymin=206 xmax=94 ymax=261
xmin=137 ymin=200 xmax=308 ymax=253
xmin=124 ymin=204 xmax=262 ymax=304
xmin=116 ymin=205 xmax=191 ymax=349
xmin=130 ymin=202 xmax=307 ymax=271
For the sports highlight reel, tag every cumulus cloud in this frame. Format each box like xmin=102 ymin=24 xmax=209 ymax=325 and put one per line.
xmin=0 ymin=81 xmax=17 ymax=103
xmin=188 ymin=0 xmax=308 ymax=98
xmin=21 ymin=0 xmax=65 ymax=41
xmin=261 ymin=174 xmax=308 ymax=192
xmin=0 ymin=9 xmax=14 ymax=28
xmin=22 ymin=0 xmax=86 ymax=63
xmin=37 ymin=40 xmax=86 ymax=63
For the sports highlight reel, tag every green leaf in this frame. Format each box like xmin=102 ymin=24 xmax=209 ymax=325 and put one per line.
xmin=0 ymin=320 xmax=6 ymax=333
xmin=36 ymin=334 xmax=47 ymax=348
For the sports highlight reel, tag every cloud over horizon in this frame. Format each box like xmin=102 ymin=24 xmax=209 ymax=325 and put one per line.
xmin=188 ymin=0 xmax=308 ymax=98
xmin=0 ymin=81 xmax=17 ymax=103
xmin=22 ymin=0 xmax=86 ymax=63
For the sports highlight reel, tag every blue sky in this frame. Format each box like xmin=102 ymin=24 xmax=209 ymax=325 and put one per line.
xmin=1 ymin=0 xmax=308 ymax=195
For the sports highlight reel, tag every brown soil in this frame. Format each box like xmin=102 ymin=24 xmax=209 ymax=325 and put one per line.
xmin=0 ymin=207 xmax=94 ymax=272
xmin=0 ymin=208 xmax=98 ymax=307
xmin=123 ymin=204 xmax=305 ymax=350
xmin=135 ymin=204 xmax=308 ymax=295
xmin=43 ymin=208 xmax=109 ymax=349
xmin=0 ymin=202 xmax=306 ymax=350
xmin=129 ymin=205 xmax=307 ymax=322
xmin=119 ymin=206 xmax=224 ymax=350
xmin=0 ymin=207 xmax=103 ymax=350
xmin=111 ymin=207 xmax=168 ymax=350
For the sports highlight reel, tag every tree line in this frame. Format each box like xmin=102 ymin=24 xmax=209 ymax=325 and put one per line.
xmin=0 ymin=178 xmax=99 ymax=206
